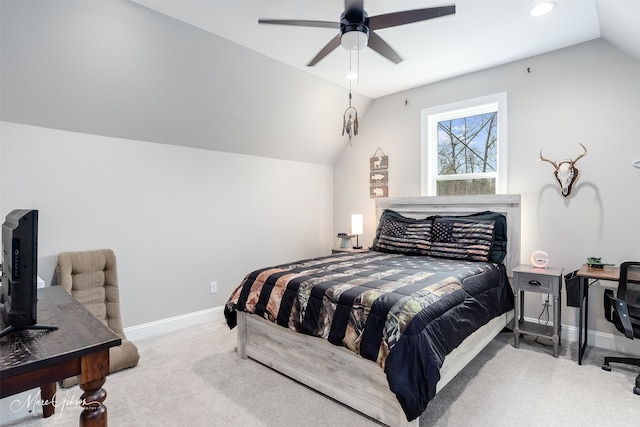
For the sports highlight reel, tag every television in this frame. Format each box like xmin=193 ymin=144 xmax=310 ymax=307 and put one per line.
xmin=0 ymin=209 xmax=56 ymax=338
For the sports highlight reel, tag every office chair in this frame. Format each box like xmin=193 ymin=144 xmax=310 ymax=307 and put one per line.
xmin=601 ymin=261 xmax=640 ymax=395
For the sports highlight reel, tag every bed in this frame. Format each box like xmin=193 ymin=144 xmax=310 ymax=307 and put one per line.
xmin=224 ymin=194 xmax=520 ymax=426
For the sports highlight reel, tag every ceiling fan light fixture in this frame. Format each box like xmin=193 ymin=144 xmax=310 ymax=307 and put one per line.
xmin=341 ymin=29 xmax=369 ymax=51
xmin=529 ymin=1 xmax=556 ymax=17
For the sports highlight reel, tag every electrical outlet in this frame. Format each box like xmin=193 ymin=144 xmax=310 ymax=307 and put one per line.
xmin=210 ymin=281 xmax=217 ymax=294
xmin=541 ymin=294 xmax=552 ymax=306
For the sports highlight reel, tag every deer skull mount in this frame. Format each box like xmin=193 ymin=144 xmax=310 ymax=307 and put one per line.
xmin=539 ymin=143 xmax=588 ymax=198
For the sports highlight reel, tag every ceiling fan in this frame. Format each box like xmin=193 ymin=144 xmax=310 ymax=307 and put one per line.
xmin=258 ymin=0 xmax=456 ymax=66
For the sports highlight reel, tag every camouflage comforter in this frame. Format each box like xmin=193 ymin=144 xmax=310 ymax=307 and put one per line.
xmin=224 ymin=250 xmax=513 ymax=421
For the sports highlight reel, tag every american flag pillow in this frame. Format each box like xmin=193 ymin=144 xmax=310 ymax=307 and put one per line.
xmin=427 ymin=218 xmax=495 ymax=262
xmin=370 ymin=210 xmax=432 ymax=255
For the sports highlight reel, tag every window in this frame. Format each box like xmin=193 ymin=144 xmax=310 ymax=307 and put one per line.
xmin=421 ymin=93 xmax=507 ymax=196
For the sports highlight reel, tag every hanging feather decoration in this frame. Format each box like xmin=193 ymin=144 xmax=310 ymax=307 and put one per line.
xmin=343 ymin=106 xmax=358 ymax=142
xmin=342 ymin=90 xmax=358 ymax=144
xmin=342 ymin=50 xmax=360 ymax=144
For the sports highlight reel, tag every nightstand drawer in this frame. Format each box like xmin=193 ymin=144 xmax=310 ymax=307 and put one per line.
xmin=515 ymin=271 xmax=558 ymax=293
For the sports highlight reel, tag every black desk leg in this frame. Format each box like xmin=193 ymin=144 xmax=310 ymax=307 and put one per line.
xmin=578 ymin=277 xmax=589 ymax=365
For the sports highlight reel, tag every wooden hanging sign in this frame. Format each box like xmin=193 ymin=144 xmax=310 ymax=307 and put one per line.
xmin=370 ymin=148 xmax=388 ymax=198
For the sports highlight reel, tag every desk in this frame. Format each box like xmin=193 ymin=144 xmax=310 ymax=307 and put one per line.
xmin=576 ymin=264 xmax=620 ymax=365
xmin=1 ymin=286 xmax=121 ymax=426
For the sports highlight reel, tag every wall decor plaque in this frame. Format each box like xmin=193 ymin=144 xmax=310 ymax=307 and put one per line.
xmin=370 ymin=148 xmax=388 ymax=198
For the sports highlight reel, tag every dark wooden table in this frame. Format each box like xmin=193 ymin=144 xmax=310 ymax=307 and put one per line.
xmin=1 ymin=286 xmax=121 ymax=426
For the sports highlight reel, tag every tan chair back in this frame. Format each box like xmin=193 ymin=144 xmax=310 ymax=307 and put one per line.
xmin=56 ymin=249 xmax=125 ymax=339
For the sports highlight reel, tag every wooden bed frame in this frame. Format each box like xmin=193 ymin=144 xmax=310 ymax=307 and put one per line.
xmin=236 ymin=195 xmax=521 ymax=426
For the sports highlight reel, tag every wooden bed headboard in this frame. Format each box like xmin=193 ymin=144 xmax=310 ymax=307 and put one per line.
xmin=375 ymin=194 xmax=521 ymax=277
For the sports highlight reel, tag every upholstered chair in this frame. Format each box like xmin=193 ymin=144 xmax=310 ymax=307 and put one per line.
xmin=56 ymin=249 xmax=139 ymax=388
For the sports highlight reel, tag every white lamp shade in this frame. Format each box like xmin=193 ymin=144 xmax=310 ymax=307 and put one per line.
xmin=351 ymin=214 xmax=363 ymax=235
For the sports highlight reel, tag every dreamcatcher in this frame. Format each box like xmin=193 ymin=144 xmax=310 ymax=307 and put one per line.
xmin=342 ymin=93 xmax=358 ymax=144
xmin=342 ymin=51 xmax=359 ymax=144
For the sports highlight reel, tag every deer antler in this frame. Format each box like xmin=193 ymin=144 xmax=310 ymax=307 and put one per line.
xmin=571 ymin=143 xmax=588 ymax=164
xmin=539 ymin=147 xmax=557 ymax=168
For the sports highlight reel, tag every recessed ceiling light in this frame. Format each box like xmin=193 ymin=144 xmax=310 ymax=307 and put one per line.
xmin=344 ymin=71 xmax=359 ymax=80
xmin=529 ymin=1 xmax=556 ymax=17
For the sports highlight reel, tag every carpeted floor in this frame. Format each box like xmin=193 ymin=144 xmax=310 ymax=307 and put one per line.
xmin=4 ymin=320 xmax=639 ymax=427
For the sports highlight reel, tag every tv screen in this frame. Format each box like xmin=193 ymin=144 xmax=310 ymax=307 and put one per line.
xmin=1 ymin=209 xmax=39 ymax=329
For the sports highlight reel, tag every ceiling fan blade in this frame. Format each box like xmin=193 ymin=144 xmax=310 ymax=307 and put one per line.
xmin=307 ymin=34 xmax=342 ymax=66
xmin=368 ymin=32 xmax=403 ymax=64
xmin=369 ymin=5 xmax=455 ymax=30
xmin=258 ymin=19 xmax=339 ymax=29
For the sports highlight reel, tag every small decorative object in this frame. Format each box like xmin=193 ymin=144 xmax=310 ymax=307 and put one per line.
xmin=586 ymin=257 xmax=614 ymax=269
xmin=539 ymin=143 xmax=588 ymax=198
xmin=342 ymin=81 xmax=358 ymax=144
xmin=351 ymin=214 xmax=363 ymax=249
xmin=337 ymin=232 xmax=354 ymax=249
xmin=342 ymin=105 xmax=358 ymax=142
xmin=530 ymin=250 xmax=550 ymax=268
xmin=370 ymin=147 xmax=388 ymax=198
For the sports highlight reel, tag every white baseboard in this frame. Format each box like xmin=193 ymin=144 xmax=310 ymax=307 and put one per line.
xmin=123 ymin=305 xmax=226 ymax=341
xmin=565 ymin=324 xmax=640 ymax=355
xmin=522 ymin=316 xmax=640 ymax=355
xmin=124 ymin=309 xmax=640 ymax=356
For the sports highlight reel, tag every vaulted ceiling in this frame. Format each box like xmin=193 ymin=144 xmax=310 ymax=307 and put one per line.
xmin=133 ymin=0 xmax=640 ymax=98
xmin=1 ymin=1 xmax=638 ymax=166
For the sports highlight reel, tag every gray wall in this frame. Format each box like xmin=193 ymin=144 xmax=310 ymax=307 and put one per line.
xmin=0 ymin=0 xmax=370 ymax=166
xmin=2 ymin=0 xmax=639 ymax=345
xmin=1 ymin=122 xmax=333 ymax=326
xmin=0 ymin=0 xmax=344 ymax=327
xmin=334 ymin=39 xmax=640 ymax=341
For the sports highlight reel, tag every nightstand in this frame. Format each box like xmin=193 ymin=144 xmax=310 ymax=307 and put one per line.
xmin=332 ymin=248 xmax=367 ymax=254
xmin=512 ymin=264 xmax=564 ymax=357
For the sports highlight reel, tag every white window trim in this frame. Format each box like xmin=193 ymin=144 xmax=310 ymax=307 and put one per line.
xmin=420 ymin=92 xmax=508 ymax=196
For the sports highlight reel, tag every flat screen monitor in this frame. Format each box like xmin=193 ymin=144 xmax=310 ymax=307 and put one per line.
xmin=1 ymin=209 xmax=39 ymax=329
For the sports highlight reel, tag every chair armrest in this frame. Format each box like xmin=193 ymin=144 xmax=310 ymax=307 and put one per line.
xmin=610 ymin=296 xmax=635 ymax=339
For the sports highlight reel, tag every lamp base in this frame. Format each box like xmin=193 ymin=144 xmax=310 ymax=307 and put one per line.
xmin=353 ymin=235 xmax=362 ymax=250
